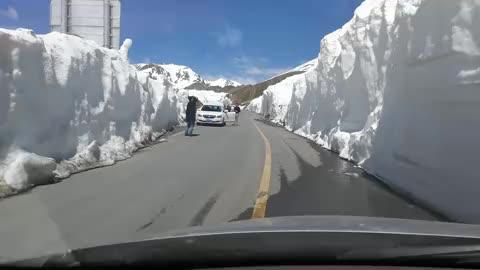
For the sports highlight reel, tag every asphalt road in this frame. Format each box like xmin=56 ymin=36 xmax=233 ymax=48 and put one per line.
xmin=0 ymin=112 xmax=440 ymax=262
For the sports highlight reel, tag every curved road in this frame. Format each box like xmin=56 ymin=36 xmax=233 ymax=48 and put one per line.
xmin=0 ymin=113 xmax=440 ymax=262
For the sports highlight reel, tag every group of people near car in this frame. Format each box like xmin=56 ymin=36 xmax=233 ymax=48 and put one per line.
xmin=184 ymin=96 xmax=241 ymax=136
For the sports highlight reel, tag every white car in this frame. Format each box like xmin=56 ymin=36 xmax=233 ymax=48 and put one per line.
xmin=196 ymin=102 xmax=226 ymax=126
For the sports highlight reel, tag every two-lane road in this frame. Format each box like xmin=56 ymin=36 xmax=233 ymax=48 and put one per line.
xmin=0 ymin=112 xmax=440 ymax=262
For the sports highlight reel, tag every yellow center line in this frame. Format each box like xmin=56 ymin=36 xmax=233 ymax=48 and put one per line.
xmin=251 ymin=120 xmax=272 ymax=219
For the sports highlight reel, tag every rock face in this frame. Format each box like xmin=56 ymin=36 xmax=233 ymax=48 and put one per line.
xmin=250 ymin=0 xmax=480 ymax=223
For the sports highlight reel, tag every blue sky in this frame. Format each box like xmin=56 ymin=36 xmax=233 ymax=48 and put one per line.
xmin=0 ymin=0 xmax=362 ymax=83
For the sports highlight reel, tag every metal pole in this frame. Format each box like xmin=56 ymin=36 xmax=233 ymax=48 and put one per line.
xmin=62 ymin=0 xmax=69 ymax=33
xmin=104 ymin=0 xmax=111 ymax=48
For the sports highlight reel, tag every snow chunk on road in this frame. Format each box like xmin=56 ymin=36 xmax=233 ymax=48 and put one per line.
xmin=2 ymin=149 xmax=56 ymax=190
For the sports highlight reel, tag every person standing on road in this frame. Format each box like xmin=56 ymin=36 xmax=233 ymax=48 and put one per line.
xmin=185 ymin=96 xmax=198 ymax=136
xmin=234 ymin=105 xmax=241 ymax=126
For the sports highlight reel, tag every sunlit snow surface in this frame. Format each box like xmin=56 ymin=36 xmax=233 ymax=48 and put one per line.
xmin=0 ymin=29 xmax=178 ymax=190
xmin=248 ymin=0 xmax=480 ymax=222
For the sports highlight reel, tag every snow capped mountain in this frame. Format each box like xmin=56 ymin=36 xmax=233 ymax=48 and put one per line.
xmin=206 ymin=78 xmax=241 ymax=88
xmin=136 ymin=63 xmax=202 ymax=89
xmin=135 ymin=63 xmax=241 ymax=90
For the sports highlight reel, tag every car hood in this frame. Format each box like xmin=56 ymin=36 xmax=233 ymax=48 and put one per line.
xmin=9 ymin=215 xmax=480 ymax=267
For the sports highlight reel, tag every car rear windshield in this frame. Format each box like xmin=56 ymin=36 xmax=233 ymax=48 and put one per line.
xmin=202 ymin=105 xmax=222 ymax=112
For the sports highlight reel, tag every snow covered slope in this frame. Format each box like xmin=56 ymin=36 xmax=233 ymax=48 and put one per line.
xmin=135 ymin=63 xmax=241 ymax=90
xmin=247 ymin=59 xmax=317 ymax=122
xmin=250 ymin=0 xmax=480 ymax=222
xmin=232 ymin=62 xmax=315 ymax=105
xmin=206 ymin=78 xmax=241 ymax=88
xmin=290 ymin=58 xmax=318 ymax=73
xmin=136 ymin=63 xmax=202 ymax=90
xmin=0 ymin=29 xmax=178 ymax=192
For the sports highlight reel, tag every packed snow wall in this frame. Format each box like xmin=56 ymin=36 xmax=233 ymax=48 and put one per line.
xmin=248 ymin=70 xmax=315 ymax=125
xmin=0 ymin=29 xmax=178 ymax=191
xmin=250 ymin=0 xmax=480 ymax=223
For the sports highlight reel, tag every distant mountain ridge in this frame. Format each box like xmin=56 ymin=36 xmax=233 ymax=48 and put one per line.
xmin=135 ymin=63 xmax=241 ymax=90
xmin=207 ymin=78 xmax=241 ymax=87
xmin=228 ymin=58 xmax=318 ymax=104
xmin=134 ymin=59 xmax=317 ymax=101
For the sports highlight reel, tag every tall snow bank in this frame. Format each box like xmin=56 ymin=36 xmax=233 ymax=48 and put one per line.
xmin=253 ymin=0 xmax=480 ymax=222
xmin=247 ymin=63 xmax=317 ymax=124
xmin=136 ymin=68 xmax=179 ymax=131
xmin=0 ymin=29 xmax=178 ymax=191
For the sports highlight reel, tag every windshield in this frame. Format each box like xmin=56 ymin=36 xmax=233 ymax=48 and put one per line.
xmin=1 ymin=0 xmax=479 ymax=266
xmin=201 ymin=105 xmax=222 ymax=112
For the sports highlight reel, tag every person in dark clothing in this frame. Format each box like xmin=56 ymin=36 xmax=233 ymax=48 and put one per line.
xmin=233 ymin=105 xmax=241 ymax=125
xmin=234 ymin=105 xmax=241 ymax=113
xmin=185 ymin=96 xmax=198 ymax=136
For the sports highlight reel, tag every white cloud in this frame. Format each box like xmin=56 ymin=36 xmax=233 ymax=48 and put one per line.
xmin=228 ymin=76 xmax=257 ymax=85
xmin=0 ymin=6 xmax=19 ymax=21
xmin=203 ymin=55 xmax=292 ymax=85
xmin=217 ymin=25 xmax=243 ymax=48
xmin=0 ymin=25 xmax=17 ymax=29
xmin=142 ymin=57 xmax=152 ymax=64
xmin=245 ymin=66 xmax=288 ymax=77
xmin=232 ymin=55 xmax=250 ymax=65
xmin=232 ymin=55 xmax=290 ymax=80
xmin=203 ymin=75 xmax=222 ymax=81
